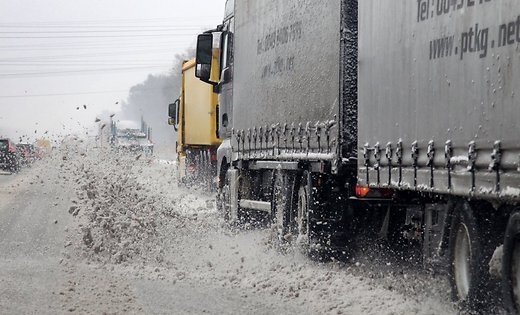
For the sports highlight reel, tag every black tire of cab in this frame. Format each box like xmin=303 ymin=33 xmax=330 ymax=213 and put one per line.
xmin=502 ymin=211 xmax=520 ymax=314
xmin=294 ymin=170 xmax=330 ymax=260
xmin=448 ymin=201 xmax=491 ymax=310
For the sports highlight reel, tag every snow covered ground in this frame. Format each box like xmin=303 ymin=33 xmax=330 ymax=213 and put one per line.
xmin=0 ymin=143 xmax=460 ymax=314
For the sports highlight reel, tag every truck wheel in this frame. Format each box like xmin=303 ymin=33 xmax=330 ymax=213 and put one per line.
xmin=271 ymin=171 xmax=294 ymax=249
xmin=295 ymin=170 xmax=327 ymax=260
xmin=448 ymin=201 xmax=489 ymax=309
xmin=502 ymin=210 xmax=520 ymax=313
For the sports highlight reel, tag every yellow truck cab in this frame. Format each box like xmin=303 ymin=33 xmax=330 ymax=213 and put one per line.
xmin=169 ymin=58 xmax=221 ymax=187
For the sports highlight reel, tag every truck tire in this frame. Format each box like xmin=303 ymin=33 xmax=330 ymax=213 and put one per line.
xmin=502 ymin=210 xmax=520 ymax=314
xmin=294 ymin=171 xmax=328 ymax=260
xmin=448 ymin=201 xmax=490 ymax=309
xmin=271 ymin=171 xmax=295 ymax=250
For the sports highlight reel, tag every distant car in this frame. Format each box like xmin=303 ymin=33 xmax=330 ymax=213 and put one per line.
xmin=0 ymin=138 xmax=21 ymax=173
xmin=16 ymin=143 xmax=36 ymax=166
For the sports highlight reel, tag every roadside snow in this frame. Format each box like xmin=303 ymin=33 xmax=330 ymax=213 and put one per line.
xmin=49 ymin=144 xmax=458 ymax=314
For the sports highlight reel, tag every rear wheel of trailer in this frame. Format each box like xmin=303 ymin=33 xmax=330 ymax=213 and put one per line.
xmin=502 ymin=210 xmax=520 ymax=313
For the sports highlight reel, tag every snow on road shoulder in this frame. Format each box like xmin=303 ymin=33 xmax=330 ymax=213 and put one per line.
xmin=56 ymin=146 xmax=456 ymax=314
xmin=61 ymin=148 xmax=209 ymax=266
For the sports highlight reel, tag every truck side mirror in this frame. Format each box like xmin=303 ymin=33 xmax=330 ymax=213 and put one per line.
xmin=196 ymin=33 xmax=214 ymax=82
xmin=168 ymin=99 xmax=180 ymax=131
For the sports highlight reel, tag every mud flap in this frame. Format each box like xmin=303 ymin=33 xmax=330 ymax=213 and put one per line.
xmin=423 ymin=203 xmax=449 ymax=269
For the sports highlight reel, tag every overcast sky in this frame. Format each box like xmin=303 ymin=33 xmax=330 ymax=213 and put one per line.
xmin=0 ymin=0 xmax=225 ymax=143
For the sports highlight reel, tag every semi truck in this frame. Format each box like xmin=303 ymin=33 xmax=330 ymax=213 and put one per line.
xmin=168 ymin=58 xmax=221 ymax=187
xmin=195 ymin=0 xmax=520 ymax=312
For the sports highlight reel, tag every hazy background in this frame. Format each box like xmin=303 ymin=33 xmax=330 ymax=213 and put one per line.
xmin=0 ymin=0 xmax=225 ymax=157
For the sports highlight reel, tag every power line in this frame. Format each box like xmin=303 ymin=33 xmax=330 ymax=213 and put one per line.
xmin=0 ymin=45 xmax=171 ymax=51
xmin=0 ymin=16 xmax=221 ymax=26
xmin=0 ymin=33 xmax=198 ymax=39
xmin=0 ymin=65 xmax=172 ymax=78
xmin=0 ymin=61 xmax=173 ymax=65
xmin=0 ymin=24 xmax=214 ymax=29
xmin=0 ymin=64 xmax=172 ymax=68
xmin=0 ymin=38 xmax=191 ymax=47
xmin=0 ymin=86 xmax=169 ymax=98
xmin=0 ymin=42 xmax=187 ymax=51
xmin=0 ymin=42 xmax=193 ymax=53
xmin=0 ymin=89 xmax=129 ymax=98
xmin=0 ymin=28 xmax=206 ymax=35
xmin=0 ymin=48 xmax=182 ymax=62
